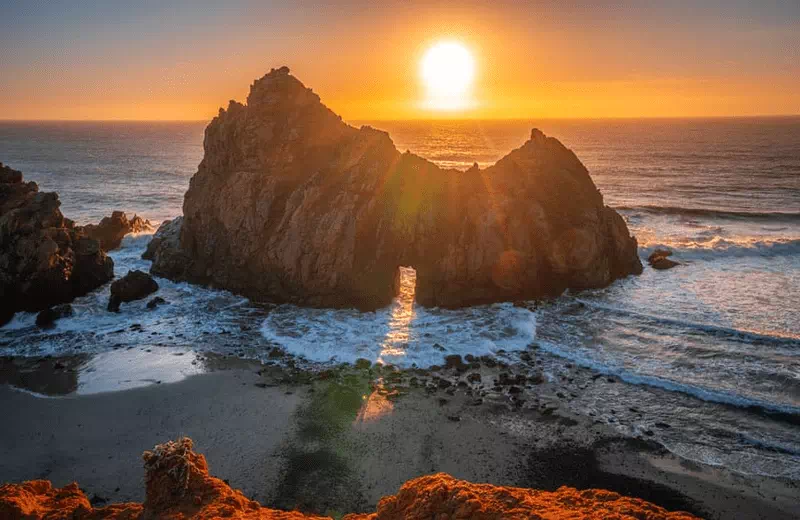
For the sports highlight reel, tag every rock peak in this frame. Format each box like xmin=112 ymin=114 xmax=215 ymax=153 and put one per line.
xmin=530 ymin=127 xmax=546 ymax=142
xmin=246 ymin=66 xmax=318 ymax=108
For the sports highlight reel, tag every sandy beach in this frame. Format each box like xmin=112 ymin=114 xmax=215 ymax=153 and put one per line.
xmin=2 ymin=357 xmax=797 ymax=519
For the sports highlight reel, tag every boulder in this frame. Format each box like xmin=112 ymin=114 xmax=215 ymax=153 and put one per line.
xmin=142 ymin=217 xmax=191 ymax=279
xmin=108 ymin=270 xmax=159 ymax=312
xmin=81 ymin=210 xmax=154 ymax=251
xmin=151 ymin=68 xmax=642 ymax=309
xmin=648 ymin=248 xmax=679 ymax=270
xmin=146 ymin=296 xmax=167 ymax=309
xmin=35 ymin=304 xmax=74 ymax=329
xmin=0 ymin=163 xmax=114 ymax=326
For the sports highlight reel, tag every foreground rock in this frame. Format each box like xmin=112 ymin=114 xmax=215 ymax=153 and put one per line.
xmin=0 ymin=163 xmax=114 ymax=326
xmin=82 ymin=211 xmax=154 ymax=251
xmin=151 ymin=67 xmax=642 ymax=309
xmin=0 ymin=437 xmax=697 ymax=519
xmin=108 ymin=270 xmax=158 ymax=312
xmin=346 ymin=473 xmax=697 ymax=520
xmin=648 ymin=248 xmax=680 ymax=270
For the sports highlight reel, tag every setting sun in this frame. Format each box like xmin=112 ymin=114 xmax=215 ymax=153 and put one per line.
xmin=420 ymin=41 xmax=475 ymax=111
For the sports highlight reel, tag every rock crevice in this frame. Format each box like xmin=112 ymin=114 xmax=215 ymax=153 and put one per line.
xmin=152 ymin=67 xmax=642 ymax=309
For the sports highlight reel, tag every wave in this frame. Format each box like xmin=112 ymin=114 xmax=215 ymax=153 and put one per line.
xmin=638 ymin=237 xmax=800 ymax=260
xmin=533 ymin=339 xmax=800 ymax=419
xmin=616 ymin=205 xmax=800 ymax=221
xmin=572 ymin=298 xmax=800 ymax=346
xmin=261 ymin=302 xmax=537 ymax=368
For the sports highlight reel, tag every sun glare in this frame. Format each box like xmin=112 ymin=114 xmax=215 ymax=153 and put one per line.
xmin=420 ymin=41 xmax=475 ymax=111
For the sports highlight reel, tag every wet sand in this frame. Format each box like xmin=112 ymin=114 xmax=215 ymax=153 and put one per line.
xmin=1 ymin=362 xmax=798 ymax=519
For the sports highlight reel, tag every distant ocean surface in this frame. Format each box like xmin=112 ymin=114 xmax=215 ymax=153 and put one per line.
xmin=1 ymin=118 xmax=799 ymax=479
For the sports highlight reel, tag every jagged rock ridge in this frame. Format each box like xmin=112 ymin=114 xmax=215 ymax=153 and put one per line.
xmin=152 ymin=67 xmax=642 ymax=309
xmin=81 ymin=211 xmax=154 ymax=251
xmin=0 ymin=437 xmax=698 ymax=519
xmin=0 ymin=163 xmax=114 ymax=325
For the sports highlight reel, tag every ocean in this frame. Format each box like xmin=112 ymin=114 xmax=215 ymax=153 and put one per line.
xmin=1 ymin=118 xmax=799 ymax=480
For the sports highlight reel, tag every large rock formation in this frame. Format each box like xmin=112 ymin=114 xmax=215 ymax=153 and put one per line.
xmin=0 ymin=437 xmax=697 ymax=519
xmin=81 ymin=211 xmax=154 ymax=251
xmin=0 ymin=163 xmax=114 ymax=325
xmin=152 ymin=67 xmax=642 ymax=309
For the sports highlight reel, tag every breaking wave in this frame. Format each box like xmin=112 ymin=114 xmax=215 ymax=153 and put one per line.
xmin=616 ymin=205 xmax=800 ymax=221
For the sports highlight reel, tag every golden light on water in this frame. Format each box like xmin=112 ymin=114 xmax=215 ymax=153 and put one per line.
xmin=420 ymin=41 xmax=476 ymax=111
xmin=376 ymin=266 xmax=417 ymax=365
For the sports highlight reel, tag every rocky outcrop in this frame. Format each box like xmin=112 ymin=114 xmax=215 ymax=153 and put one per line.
xmin=0 ymin=437 xmax=697 ymax=520
xmin=152 ymin=67 xmax=642 ymax=309
xmin=146 ymin=296 xmax=166 ymax=309
xmin=346 ymin=473 xmax=697 ymax=520
xmin=141 ymin=217 xmax=189 ymax=279
xmin=648 ymin=248 xmax=679 ymax=270
xmin=108 ymin=270 xmax=159 ymax=312
xmin=0 ymin=163 xmax=114 ymax=326
xmin=82 ymin=211 xmax=154 ymax=251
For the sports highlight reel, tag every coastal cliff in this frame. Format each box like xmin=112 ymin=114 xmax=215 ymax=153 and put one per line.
xmin=0 ymin=437 xmax=697 ymax=519
xmin=151 ymin=66 xmax=642 ymax=308
xmin=0 ymin=163 xmax=113 ymax=325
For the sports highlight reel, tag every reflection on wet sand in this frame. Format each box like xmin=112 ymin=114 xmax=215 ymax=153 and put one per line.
xmin=0 ymin=355 xmax=88 ymax=396
xmin=355 ymin=378 xmax=395 ymax=423
xmin=0 ymin=347 xmax=236 ymax=397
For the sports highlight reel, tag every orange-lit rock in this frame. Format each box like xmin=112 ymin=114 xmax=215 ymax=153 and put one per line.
xmin=0 ymin=438 xmax=699 ymax=520
xmin=344 ymin=473 xmax=699 ymax=520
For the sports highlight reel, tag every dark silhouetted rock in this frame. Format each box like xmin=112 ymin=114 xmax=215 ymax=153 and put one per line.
xmin=648 ymin=248 xmax=672 ymax=263
xmin=146 ymin=296 xmax=167 ymax=309
xmin=35 ymin=304 xmax=74 ymax=328
xmin=151 ymin=68 xmax=642 ymax=309
xmin=0 ymin=163 xmax=114 ymax=326
xmin=108 ymin=270 xmax=159 ymax=312
xmin=82 ymin=210 xmax=154 ymax=251
xmin=648 ymin=248 xmax=679 ymax=270
xmin=651 ymin=257 xmax=680 ymax=270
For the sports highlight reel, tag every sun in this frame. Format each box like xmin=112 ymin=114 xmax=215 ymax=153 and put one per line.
xmin=420 ymin=41 xmax=475 ymax=111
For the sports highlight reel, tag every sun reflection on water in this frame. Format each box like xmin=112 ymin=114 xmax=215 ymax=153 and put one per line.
xmin=376 ymin=266 xmax=417 ymax=365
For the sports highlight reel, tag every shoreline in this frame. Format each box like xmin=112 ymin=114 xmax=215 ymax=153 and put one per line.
xmin=3 ymin=360 xmax=798 ymax=519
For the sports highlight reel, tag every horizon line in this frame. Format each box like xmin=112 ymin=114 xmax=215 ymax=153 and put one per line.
xmin=1 ymin=114 xmax=799 ymax=124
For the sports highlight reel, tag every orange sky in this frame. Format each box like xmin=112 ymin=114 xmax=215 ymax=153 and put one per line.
xmin=1 ymin=1 xmax=798 ymax=120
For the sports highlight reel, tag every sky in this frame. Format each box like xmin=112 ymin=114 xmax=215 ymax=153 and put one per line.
xmin=1 ymin=1 xmax=798 ymax=120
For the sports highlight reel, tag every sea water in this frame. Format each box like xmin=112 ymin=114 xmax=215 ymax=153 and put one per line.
xmin=1 ymin=117 xmax=798 ymax=479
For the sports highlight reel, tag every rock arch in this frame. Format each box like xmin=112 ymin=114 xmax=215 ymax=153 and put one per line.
xmin=149 ymin=67 xmax=642 ymax=309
